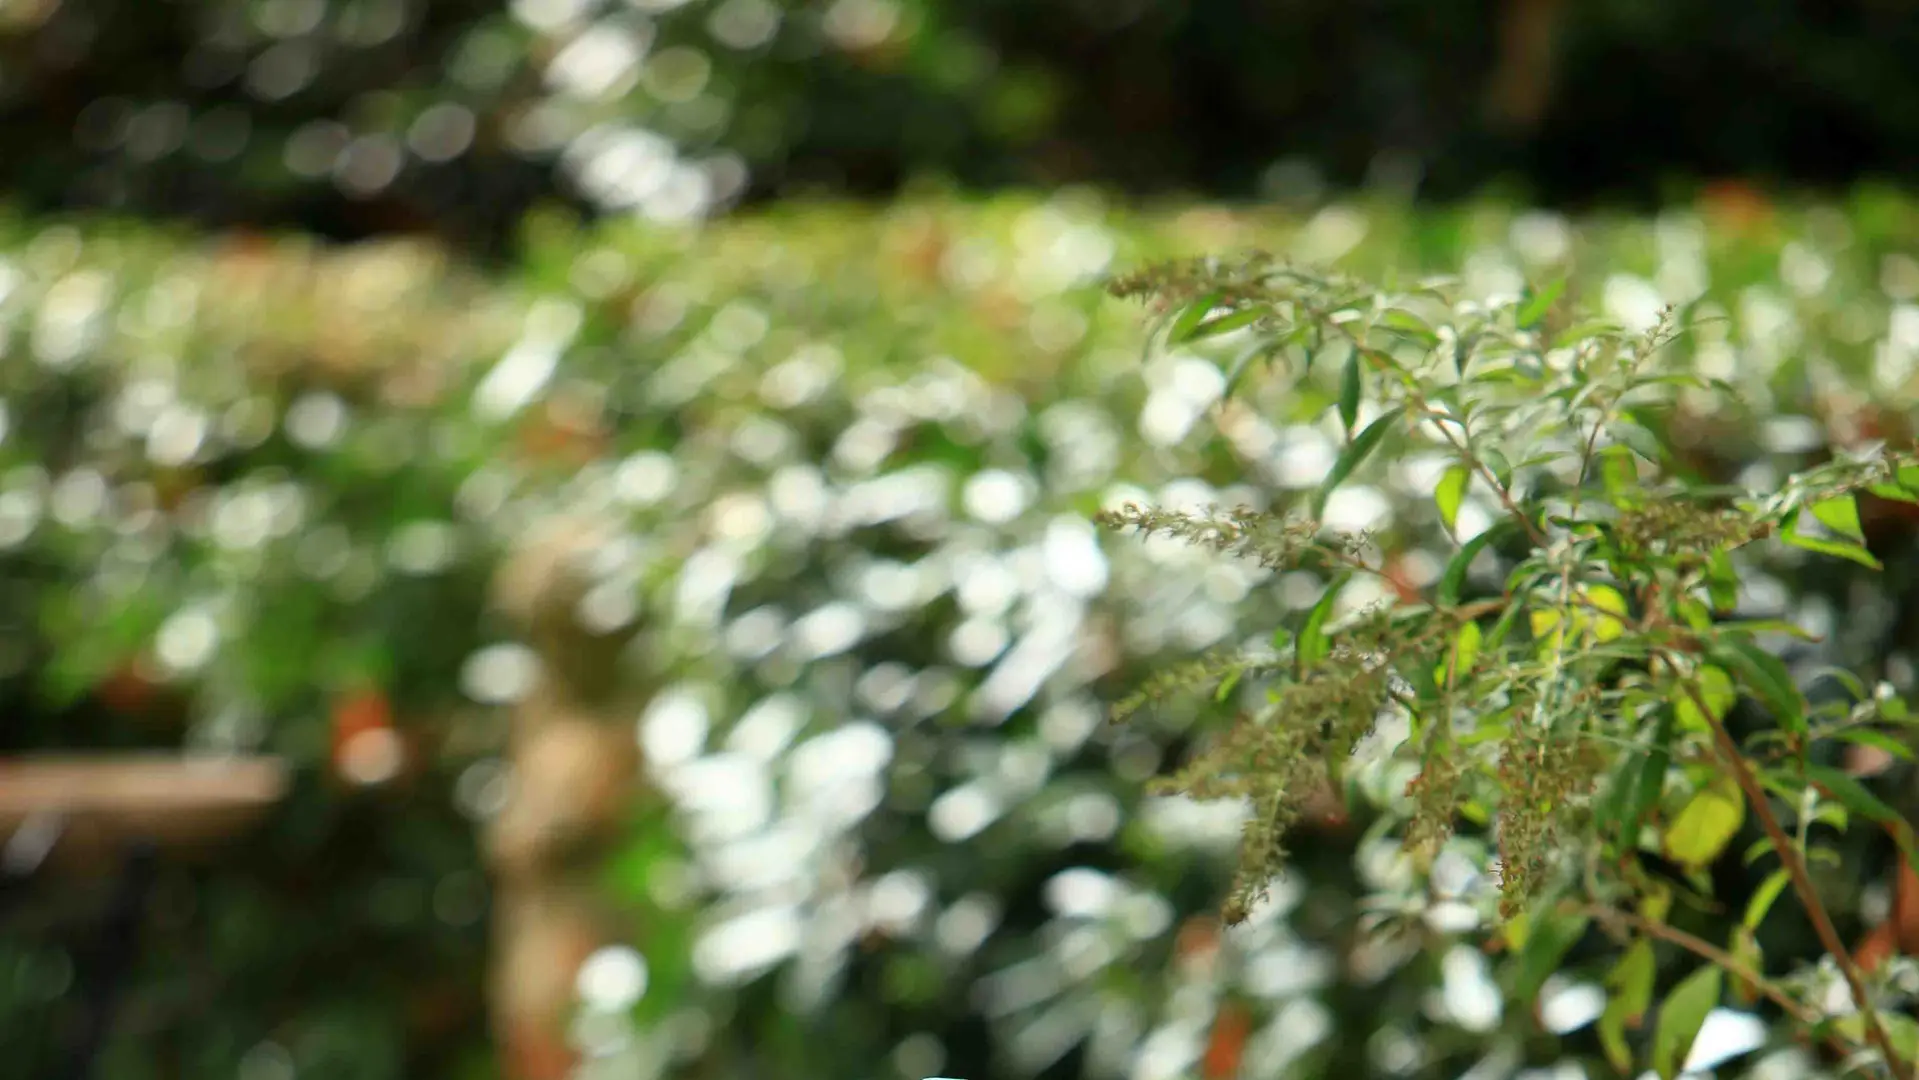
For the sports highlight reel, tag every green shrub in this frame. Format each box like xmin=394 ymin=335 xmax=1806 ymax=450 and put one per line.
xmin=1104 ymin=257 xmax=1919 ymax=1074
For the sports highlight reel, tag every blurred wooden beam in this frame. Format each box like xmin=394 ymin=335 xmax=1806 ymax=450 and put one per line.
xmin=0 ymin=755 xmax=289 ymax=875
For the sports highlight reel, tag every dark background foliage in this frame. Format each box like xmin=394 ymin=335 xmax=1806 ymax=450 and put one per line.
xmin=6 ymin=0 xmax=1919 ymax=253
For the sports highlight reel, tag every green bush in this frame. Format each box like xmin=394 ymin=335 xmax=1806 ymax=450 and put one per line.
xmin=3 ymin=191 xmax=1919 ymax=1077
xmin=1104 ymin=258 xmax=1919 ymax=1073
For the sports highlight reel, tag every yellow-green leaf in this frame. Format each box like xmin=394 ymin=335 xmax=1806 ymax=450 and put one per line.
xmin=1436 ymin=464 xmax=1470 ymax=534
xmin=1663 ymin=777 xmax=1746 ymax=868
xmin=1531 ymin=608 xmax=1565 ymax=652
xmin=1652 ymin=964 xmax=1723 ymax=1080
xmin=1436 ymin=620 xmax=1482 ymax=688
xmin=1586 ymin=584 xmax=1629 ymax=643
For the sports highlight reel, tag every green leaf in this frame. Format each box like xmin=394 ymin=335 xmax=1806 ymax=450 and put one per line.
xmin=1338 ymin=348 xmax=1363 ymax=435
xmin=1803 ymin=764 xmax=1905 ymax=829
xmin=1868 ymin=482 xmax=1919 ymax=506
xmin=1609 ymin=420 xmax=1666 ymax=465
xmin=1379 ymin=308 xmax=1438 ymax=347
xmin=1810 ymin=494 xmax=1865 ymax=542
xmin=1435 ymin=464 xmax=1470 ymax=534
xmin=1437 ymin=519 xmax=1511 ymax=606
xmin=1297 ymin=573 xmax=1350 ymax=673
xmin=1599 ymin=445 xmax=1639 ymax=498
xmin=1621 ymin=709 xmax=1677 ymax=841
xmin=1436 ymin=620 xmax=1482 ymax=688
xmin=1705 ymin=549 xmax=1739 ymax=613
xmin=1214 ymin=669 xmax=1242 ymax=703
xmin=1663 ymin=776 xmax=1746 ymax=869
xmin=1783 ymin=507 xmax=1882 ymax=568
xmin=1834 ymin=727 xmax=1914 ymax=761
xmin=1782 ymin=528 xmax=1883 ymax=569
xmin=1599 ymin=938 xmax=1656 ymax=1073
xmin=1708 ymin=640 xmax=1808 ymax=736
xmin=1166 ymin=291 xmax=1222 ymax=344
xmin=1743 ymin=867 xmax=1791 ymax=930
xmin=1508 ymin=909 xmax=1588 ymax=1005
xmin=1652 ymin=965 xmax=1722 ymax=1080
xmin=1517 ymin=278 xmax=1565 ymax=330
xmin=1313 ymin=407 xmax=1403 ymax=520
xmin=1834 ymin=1012 xmax=1919 ymax=1067
xmin=1189 ymin=307 xmax=1265 ymax=341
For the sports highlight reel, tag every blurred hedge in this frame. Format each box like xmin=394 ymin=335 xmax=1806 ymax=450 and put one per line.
xmin=3 ymin=189 xmax=1919 ymax=1077
xmin=6 ymin=0 xmax=1919 ymax=251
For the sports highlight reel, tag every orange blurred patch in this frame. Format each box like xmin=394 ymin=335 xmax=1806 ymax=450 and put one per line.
xmin=1202 ymin=1000 xmax=1251 ymax=1080
xmin=1699 ymin=180 xmax=1775 ymax=236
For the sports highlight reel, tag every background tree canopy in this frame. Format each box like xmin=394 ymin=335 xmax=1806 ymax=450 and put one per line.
xmin=5 ymin=0 xmax=1919 ymax=251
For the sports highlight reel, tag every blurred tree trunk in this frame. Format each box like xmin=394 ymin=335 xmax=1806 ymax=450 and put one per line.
xmin=1486 ymin=0 xmax=1564 ymax=131
xmin=487 ymin=518 xmax=644 ymax=1080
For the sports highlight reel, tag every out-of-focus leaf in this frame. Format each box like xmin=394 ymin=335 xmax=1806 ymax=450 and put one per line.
xmin=1652 ymin=964 xmax=1722 ymax=1080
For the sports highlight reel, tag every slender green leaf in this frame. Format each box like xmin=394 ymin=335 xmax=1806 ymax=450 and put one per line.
xmin=1743 ymin=867 xmax=1791 ymax=930
xmin=1652 ymin=965 xmax=1723 ymax=1080
xmin=1190 ymin=307 xmax=1265 ymax=341
xmin=1313 ymin=407 xmax=1403 ymax=519
xmin=1518 ymin=278 xmax=1566 ymax=330
xmin=1166 ymin=291 xmax=1222 ymax=344
xmin=1297 ymin=573 xmax=1350 ymax=673
xmin=1338 ymin=348 xmax=1363 ymax=435
xmin=1834 ymin=728 xmax=1914 ymax=761
xmin=1804 ymin=764 xmax=1904 ymax=828
xmin=1782 ymin=528 xmax=1882 ymax=569
xmin=1438 ymin=519 xmax=1512 ymax=606
xmin=1708 ymin=640 xmax=1808 ymax=736
xmin=1436 ymin=464 xmax=1470 ymax=534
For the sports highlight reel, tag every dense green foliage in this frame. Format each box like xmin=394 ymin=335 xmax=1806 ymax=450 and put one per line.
xmin=4 ymin=191 xmax=1919 ymax=1077
xmin=5 ymin=0 xmax=1919 ymax=248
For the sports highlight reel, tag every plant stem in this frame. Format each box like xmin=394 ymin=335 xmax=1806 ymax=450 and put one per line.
xmin=1582 ymin=903 xmax=1819 ymax=1027
xmin=1672 ymin=670 xmax=1911 ymax=1079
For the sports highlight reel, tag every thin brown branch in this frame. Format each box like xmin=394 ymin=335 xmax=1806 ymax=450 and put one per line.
xmin=1670 ymin=667 xmax=1912 ymax=1079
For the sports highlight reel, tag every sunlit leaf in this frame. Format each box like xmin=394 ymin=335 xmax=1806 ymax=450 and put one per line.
xmin=1663 ymin=776 xmax=1745 ymax=868
xmin=1809 ymin=494 xmax=1865 ymax=542
xmin=1435 ymin=464 xmax=1470 ymax=535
